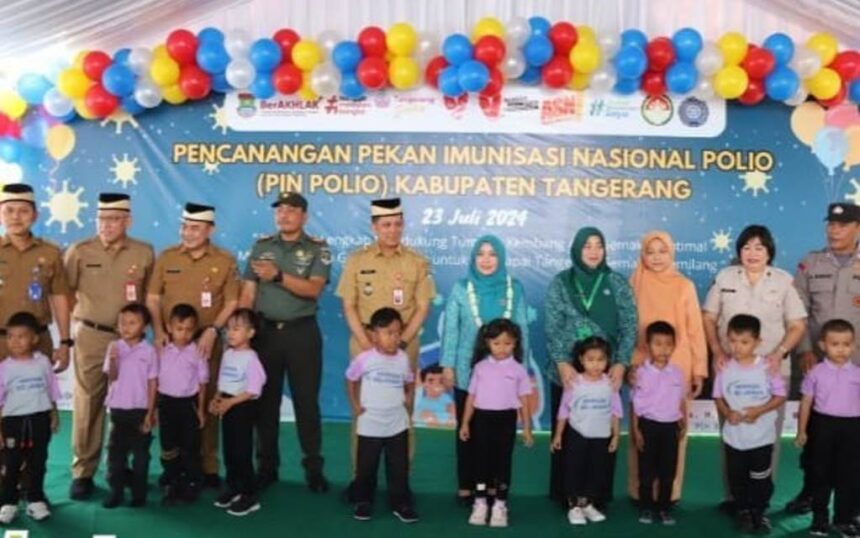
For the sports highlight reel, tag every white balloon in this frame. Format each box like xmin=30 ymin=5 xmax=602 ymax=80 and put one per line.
xmin=506 ymin=17 xmax=530 ymax=47
xmin=790 ymin=47 xmax=822 ymax=79
xmin=310 ymin=62 xmax=342 ymax=97
xmin=42 ymin=88 xmax=73 ymax=117
xmin=134 ymin=79 xmax=162 ymax=108
xmin=127 ymin=48 xmax=153 ymax=76
xmin=500 ymin=51 xmax=527 ymax=79
xmin=44 ymin=59 xmax=70 ymax=84
xmin=226 ymin=59 xmax=256 ymax=89
xmin=695 ymin=43 xmax=723 ymax=77
xmin=598 ymin=33 xmax=620 ymax=59
xmin=784 ymin=85 xmax=809 ymax=106
xmin=590 ymin=66 xmax=617 ymax=93
xmin=225 ymin=30 xmax=252 ymax=59
xmin=415 ymin=32 xmax=440 ymax=69
xmin=316 ymin=30 xmax=342 ymax=60
xmin=692 ymin=78 xmax=715 ymax=100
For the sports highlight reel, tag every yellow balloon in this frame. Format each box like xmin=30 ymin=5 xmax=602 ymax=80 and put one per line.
xmin=292 ymin=40 xmax=322 ymax=71
xmin=718 ymin=31 xmax=748 ymax=65
xmin=45 ymin=124 xmax=76 ymax=161
xmin=150 ymin=56 xmax=180 ymax=87
xmin=806 ymin=67 xmax=841 ymax=100
xmin=162 ymin=84 xmax=187 ymax=105
xmin=843 ymin=125 xmax=860 ymax=171
xmin=790 ymin=101 xmax=826 ymax=146
xmin=0 ymin=91 xmax=27 ymax=120
xmin=569 ymin=71 xmax=591 ymax=91
xmin=806 ymin=32 xmax=838 ymax=66
xmin=298 ymin=72 xmax=318 ymax=101
xmin=713 ymin=65 xmax=749 ymax=99
xmin=389 ymin=57 xmax=419 ymax=89
xmin=57 ymin=68 xmax=92 ymax=99
xmin=569 ymin=41 xmax=602 ymax=74
xmin=73 ymin=99 xmax=96 ymax=120
xmin=472 ymin=17 xmax=505 ymax=41
xmin=386 ymin=22 xmax=417 ymax=57
xmin=577 ymin=25 xmax=597 ymax=44
xmin=73 ymin=50 xmax=88 ymax=69
xmin=153 ymin=44 xmax=169 ymax=58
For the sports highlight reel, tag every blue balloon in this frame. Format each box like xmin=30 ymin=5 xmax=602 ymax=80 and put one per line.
xmin=21 ymin=117 xmax=48 ymax=147
xmin=458 ymin=60 xmax=490 ymax=93
xmin=764 ymin=66 xmax=800 ymax=101
xmin=101 ymin=64 xmax=136 ymax=97
xmin=672 ymin=28 xmax=702 ymax=62
xmin=519 ymin=65 xmax=542 ymax=85
xmin=340 ymin=72 xmax=365 ymax=100
xmin=665 ymin=61 xmax=698 ymax=94
xmin=197 ymin=42 xmax=230 ymax=74
xmin=763 ymin=33 xmax=794 ymax=66
xmin=0 ymin=138 xmax=22 ymax=163
xmin=813 ymin=127 xmax=849 ymax=176
xmin=250 ymin=39 xmax=283 ymax=73
xmin=56 ymin=110 xmax=76 ymax=123
xmin=250 ymin=72 xmax=276 ymax=99
xmin=113 ymin=48 xmax=131 ymax=67
xmin=613 ymin=77 xmax=641 ymax=95
xmin=621 ymin=29 xmax=648 ymax=50
xmin=442 ymin=34 xmax=473 ymax=66
xmin=523 ymin=35 xmax=553 ymax=67
xmin=212 ymin=72 xmax=232 ymax=93
xmin=851 ymin=79 xmax=860 ymax=104
xmin=614 ymin=46 xmax=648 ymax=79
xmin=438 ymin=66 xmax=464 ymax=97
xmin=16 ymin=74 xmax=52 ymax=105
xmin=198 ymin=27 xmax=225 ymax=44
xmin=528 ymin=16 xmax=551 ymax=37
xmin=17 ymin=145 xmax=42 ymax=174
xmin=121 ymin=95 xmax=145 ymax=116
xmin=333 ymin=41 xmax=363 ymax=72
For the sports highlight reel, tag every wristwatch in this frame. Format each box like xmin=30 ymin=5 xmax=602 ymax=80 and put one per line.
xmin=274 ymin=269 xmax=283 ymax=283
xmin=60 ymin=338 xmax=75 ymax=347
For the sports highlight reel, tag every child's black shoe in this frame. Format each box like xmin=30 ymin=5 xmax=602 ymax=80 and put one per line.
xmin=393 ymin=505 xmax=419 ymax=524
xmin=102 ymin=491 xmax=123 ymax=509
xmin=353 ymin=502 xmax=372 ymax=521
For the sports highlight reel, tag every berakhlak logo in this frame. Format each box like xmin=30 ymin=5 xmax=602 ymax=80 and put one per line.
xmin=641 ymin=95 xmax=673 ymax=126
xmin=236 ymin=92 xmax=257 ymax=118
xmin=679 ymin=97 xmax=709 ymax=127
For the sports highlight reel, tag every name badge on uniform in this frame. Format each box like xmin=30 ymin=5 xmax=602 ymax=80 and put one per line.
xmin=393 ymin=287 xmax=404 ymax=306
xmin=201 ymin=291 xmax=212 ymax=308
xmin=125 ymin=281 xmax=137 ymax=302
xmin=28 ymin=266 xmax=42 ymax=301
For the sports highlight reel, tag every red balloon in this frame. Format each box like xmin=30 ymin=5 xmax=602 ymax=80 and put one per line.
xmin=830 ymin=51 xmax=860 ymax=82
xmin=474 ymin=36 xmax=506 ymax=68
xmin=646 ymin=37 xmax=675 ymax=72
xmin=541 ymin=56 xmax=573 ymax=88
xmin=5 ymin=121 xmax=21 ymax=139
xmin=356 ymin=57 xmax=388 ymax=90
xmin=84 ymin=84 xmax=119 ymax=118
xmin=167 ymin=29 xmax=199 ymax=66
xmin=273 ymin=28 xmax=301 ymax=60
xmin=479 ymin=68 xmax=504 ymax=97
xmin=273 ymin=63 xmax=302 ymax=94
xmin=179 ymin=65 xmax=211 ymax=100
xmin=642 ymin=70 xmax=666 ymax=96
xmin=742 ymin=48 xmax=776 ymax=79
xmin=425 ymin=56 xmax=449 ymax=88
xmin=358 ymin=26 xmax=387 ymax=58
xmin=548 ymin=22 xmax=578 ymax=55
xmin=83 ymin=51 xmax=112 ymax=81
xmin=738 ymin=78 xmax=765 ymax=105
xmin=818 ymin=81 xmax=847 ymax=107
xmin=0 ymin=113 xmax=9 ymax=134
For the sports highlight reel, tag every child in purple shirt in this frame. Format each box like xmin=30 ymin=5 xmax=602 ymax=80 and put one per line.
xmin=631 ymin=321 xmax=687 ymax=525
xmin=795 ymin=319 xmax=860 ymax=536
xmin=0 ymin=312 xmax=61 ymax=525
xmin=157 ymin=303 xmax=209 ymax=504
xmin=102 ymin=303 xmax=158 ymax=509
xmin=460 ymin=318 xmax=533 ymax=528
xmin=551 ymin=336 xmax=622 ymax=527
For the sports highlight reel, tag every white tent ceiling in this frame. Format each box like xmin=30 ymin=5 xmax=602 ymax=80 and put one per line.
xmin=0 ymin=0 xmax=858 ymax=83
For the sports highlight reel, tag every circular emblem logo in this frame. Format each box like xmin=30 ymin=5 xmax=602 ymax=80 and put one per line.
xmin=679 ymin=97 xmax=709 ymax=127
xmin=641 ymin=95 xmax=674 ymax=126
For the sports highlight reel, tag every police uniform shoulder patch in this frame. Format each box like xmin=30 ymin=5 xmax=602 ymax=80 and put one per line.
xmin=320 ymin=246 xmax=333 ymax=265
xmin=256 ymin=234 xmax=274 ymax=243
xmin=307 ymin=234 xmax=327 ymax=244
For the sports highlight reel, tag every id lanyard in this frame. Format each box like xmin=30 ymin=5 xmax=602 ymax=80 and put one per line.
xmin=573 ymin=273 xmax=605 ymax=312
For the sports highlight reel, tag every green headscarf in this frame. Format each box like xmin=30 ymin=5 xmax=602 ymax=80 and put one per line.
xmin=466 ymin=235 xmax=520 ymax=322
xmin=563 ymin=227 xmax=618 ymax=340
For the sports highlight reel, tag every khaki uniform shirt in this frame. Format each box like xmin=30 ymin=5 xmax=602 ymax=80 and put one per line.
xmin=0 ymin=235 xmax=70 ymax=328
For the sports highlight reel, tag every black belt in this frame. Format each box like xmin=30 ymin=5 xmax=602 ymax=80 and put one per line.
xmin=0 ymin=325 xmax=48 ymax=336
xmin=78 ymin=319 xmax=117 ymax=334
xmin=260 ymin=315 xmax=316 ymax=330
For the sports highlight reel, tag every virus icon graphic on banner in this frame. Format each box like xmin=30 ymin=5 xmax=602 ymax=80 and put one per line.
xmin=710 ymin=229 xmax=732 ymax=253
xmin=110 ymin=154 xmax=141 ymax=188
xmin=100 ymin=110 xmax=139 ymax=134
xmin=738 ymin=171 xmax=772 ymax=197
xmin=202 ymin=161 xmax=220 ymax=175
xmin=41 ymin=180 xmax=89 ymax=233
xmin=208 ymin=103 xmax=229 ymax=135
xmin=846 ymin=179 xmax=860 ymax=206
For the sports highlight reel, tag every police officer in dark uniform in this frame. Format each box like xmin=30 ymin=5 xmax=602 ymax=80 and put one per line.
xmin=239 ymin=192 xmax=332 ymax=493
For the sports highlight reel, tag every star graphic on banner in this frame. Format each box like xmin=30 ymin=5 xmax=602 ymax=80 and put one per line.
xmin=110 ymin=154 xmax=141 ymax=188
xmin=738 ymin=171 xmax=772 ymax=197
xmin=100 ymin=110 xmax=140 ymax=134
xmin=208 ymin=103 xmax=229 ymax=135
xmin=202 ymin=161 xmax=220 ymax=175
xmin=846 ymin=179 xmax=860 ymax=206
xmin=41 ymin=180 xmax=89 ymax=233
xmin=710 ymin=229 xmax=733 ymax=253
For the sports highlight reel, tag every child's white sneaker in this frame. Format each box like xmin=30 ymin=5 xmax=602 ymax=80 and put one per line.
xmin=489 ymin=503 xmax=508 ymax=527
xmin=582 ymin=504 xmax=606 ymax=523
xmin=468 ymin=500 xmax=488 ymax=526
xmin=0 ymin=504 xmax=18 ymax=524
xmin=567 ymin=506 xmax=587 ymax=525
xmin=26 ymin=501 xmax=51 ymax=521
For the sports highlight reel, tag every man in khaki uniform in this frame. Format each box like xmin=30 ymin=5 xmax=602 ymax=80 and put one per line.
xmin=64 ymin=193 xmax=154 ymax=500
xmin=0 ymin=183 xmax=72 ymax=364
xmin=146 ymin=203 xmax=239 ymax=487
